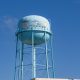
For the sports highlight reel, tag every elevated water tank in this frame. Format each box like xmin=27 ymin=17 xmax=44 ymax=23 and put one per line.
xmin=17 ymin=15 xmax=51 ymax=45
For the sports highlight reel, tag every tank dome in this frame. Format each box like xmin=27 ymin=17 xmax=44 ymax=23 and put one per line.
xmin=17 ymin=15 xmax=51 ymax=45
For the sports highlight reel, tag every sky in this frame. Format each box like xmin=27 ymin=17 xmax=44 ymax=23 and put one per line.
xmin=0 ymin=0 xmax=80 ymax=80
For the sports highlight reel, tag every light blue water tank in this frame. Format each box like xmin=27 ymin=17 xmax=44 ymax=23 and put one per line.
xmin=17 ymin=15 xmax=51 ymax=45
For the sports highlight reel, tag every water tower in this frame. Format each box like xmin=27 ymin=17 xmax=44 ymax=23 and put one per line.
xmin=14 ymin=15 xmax=54 ymax=80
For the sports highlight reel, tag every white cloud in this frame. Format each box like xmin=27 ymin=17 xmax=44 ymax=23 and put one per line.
xmin=0 ymin=16 xmax=18 ymax=32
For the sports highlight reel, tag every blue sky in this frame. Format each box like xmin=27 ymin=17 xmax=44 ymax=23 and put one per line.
xmin=0 ymin=0 xmax=80 ymax=80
